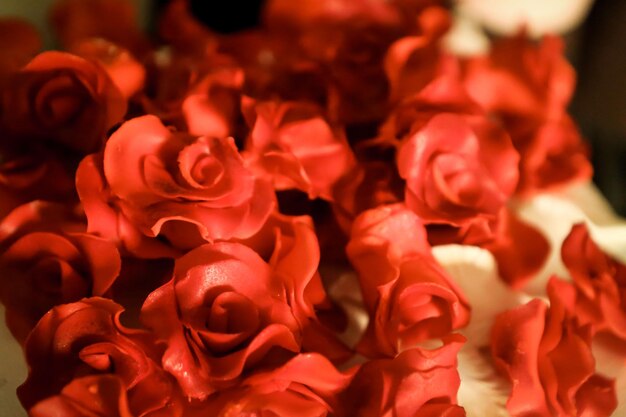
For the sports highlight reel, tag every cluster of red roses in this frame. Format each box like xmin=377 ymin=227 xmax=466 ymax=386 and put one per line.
xmin=0 ymin=0 xmax=624 ymax=416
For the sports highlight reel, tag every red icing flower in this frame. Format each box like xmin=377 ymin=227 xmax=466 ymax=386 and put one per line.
xmin=242 ymin=98 xmax=355 ymax=200
xmin=339 ymin=334 xmax=466 ymax=417
xmin=462 ymin=35 xmax=591 ymax=194
xmin=560 ymin=224 xmax=626 ymax=339
xmin=347 ymin=204 xmax=470 ymax=357
xmin=18 ymin=298 xmax=182 ymax=417
xmin=491 ymin=278 xmax=617 ymax=417
xmin=189 ymin=353 xmax=354 ymax=417
xmin=76 ymin=115 xmax=275 ymax=257
xmin=140 ymin=242 xmax=303 ymax=399
xmin=0 ymin=51 xmax=127 ymax=155
xmin=396 ymin=109 xmax=519 ymax=233
xmin=0 ymin=231 xmax=119 ymax=343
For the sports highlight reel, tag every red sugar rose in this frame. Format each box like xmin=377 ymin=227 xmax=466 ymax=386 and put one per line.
xmin=347 ymin=204 xmax=470 ymax=357
xmin=76 ymin=115 xmax=275 ymax=257
xmin=18 ymin=298 xmax=182 ymax=417
xmin=491 ymin=278 xmax=617 ymax=417
xmin=188 ymin=353 xmax=354 ymax=417
xmin=0 ymin=51 xmax=127 ymax=155
xmin=242 ymin=98 xmax=355 ymax=200
xmin=560 ymin=223 xmax=626 ymax=339
xmin=462 ymin=35 xmax=591 ymax=194
xmin=339 ymin=334 xmax=466 ymax=417
xmin=0 ymin=227 xmax=119 ymax=343
xmin=397 ymin=110 xmax=519 ymax=233
xmin=140 ymin=242 xmax=304 ymax=399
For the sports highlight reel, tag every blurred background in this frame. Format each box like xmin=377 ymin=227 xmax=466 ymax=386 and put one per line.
xmin=0 ymin=0 xmax=624 ymax=214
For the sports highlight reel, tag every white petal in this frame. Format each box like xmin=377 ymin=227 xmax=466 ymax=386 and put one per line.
xmin=457 ymin=343 xmax=510 ymax=417
xmin=433 ymin=244 xmax=530 ymax=346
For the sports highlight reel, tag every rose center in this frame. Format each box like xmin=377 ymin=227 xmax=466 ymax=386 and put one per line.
xmin=35 ymin=74 xmax=87 ymax=127
xmin=431 ymin=153 xmax=483 ymax=206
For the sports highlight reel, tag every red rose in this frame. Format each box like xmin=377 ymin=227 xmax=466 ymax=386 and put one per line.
xmin=1 ymin=51 xmax=126 ymax=155
xmin=189 ymin=353 xmax=354 ymax=417
xmin=462 ymin=35 xmax=592 ymax=194
xmin=76 ymin=115 xmax=275 ymax=257
xmin=29 ymin=375 xmax=136 ymax=417
xmin=560 ymin=223 xmax=626 ymax=339
xmin=0 ymin=229 xmax=119 ymax=343
xmin=338 ymin=334 xmax=466 ymax=417
xmin=18 ymin=298 xmax=182 ymax=417
xmin=491 ymin=278 xmax=617 ymax=417
xmin=240 ymin=212 xmax=351 ymax=362
xmin=49 ymin=0 xmax=149 ymax=57
xmin=140 ymin=242 xmax=303 ymax=399
xmin=396 ymin=108 xmax=519 ymax=240
xmin=347 ymin=204 xmax=470 ymax=357
xmin=242 ymin=98 xmax=355 ymax=200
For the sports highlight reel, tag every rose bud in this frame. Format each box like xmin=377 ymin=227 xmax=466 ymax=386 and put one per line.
xmin=462 ymin=35 xmax=592 ymax=194
xmin=0 ymin=51 xmax=127 ymax=156
xmin=76 ymin=115 xmax=276 ymax=257
xmin=242 ymin=98 xmax=356 ymax=200
xmin=140 ymin=242 xmax=303 ymax=399
xmin=188 ymin=353 xmax=354 ymax=417
xmin=338 ymin=334 xmax=466 ymax=417
xmin=18 ymin=298 xmax=183 ymax=417
xmin=491 ymin=277 xmax=617 ymax=417
xmin=0 ymin=231 xmax=120 ymax=343
xmin=560 ymin=223 xmax=626 ymax=340
xmin=347 ymin=204 xmax=470 ymax=357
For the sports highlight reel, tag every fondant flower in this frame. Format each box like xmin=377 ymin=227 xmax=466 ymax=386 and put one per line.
xmin=140 ymin=242 xmax=302 ymax=399
xmin=18 ymin=298 xmax=182 ymax=417
xmin=242 ymin=98 xmax=355 ymax=200
xmin=347 ymin=204 xmax=470 ymax=357
xmin=1 ymin=51 xmax=126 ymax=155
xmin=339 ymin=334 xmax=466 ymax=417
xmin=76 ymin=115 xmax=275 ymax=256
xmin=462 ymin=35 xmax=592 ymax=194
xmin=0 ymin=226 xmax=119 ymax=343
xmin=491 ymin=278 xmax=617 ymax=417
xmin=560 ymin=223 xmax=626 ymax=339
xmin=397 ymin=110 xmax=519 ymax=232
